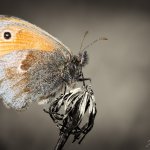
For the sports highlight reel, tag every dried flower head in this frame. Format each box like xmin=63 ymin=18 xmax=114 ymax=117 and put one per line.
xmin=44 ymin=85 xmax=97 ymax=149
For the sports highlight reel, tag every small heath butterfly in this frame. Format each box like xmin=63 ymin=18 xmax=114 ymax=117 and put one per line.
xmin=0 ymin=15 xmax=89 ymax=110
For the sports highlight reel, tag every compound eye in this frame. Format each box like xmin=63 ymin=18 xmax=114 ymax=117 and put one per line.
xmin=3 ymin=31 xmax=12 ymax=40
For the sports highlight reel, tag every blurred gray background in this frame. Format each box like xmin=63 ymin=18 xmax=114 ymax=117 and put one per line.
xmin=0 ymin=0 xmax=150 ymax=150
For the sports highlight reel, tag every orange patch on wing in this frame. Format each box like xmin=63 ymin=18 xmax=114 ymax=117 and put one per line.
xmin=5 ymin=67 xmax=31 ymax=95
xmin=5 ymin=68 xmax=16 ymax=79
xmin=20 ymin=52 xmax=37 ymax=70
xmin=0 ymin=28 xmax=56 ymax=56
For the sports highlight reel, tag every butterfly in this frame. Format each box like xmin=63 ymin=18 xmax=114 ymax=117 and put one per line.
xmin=0 ymin=15 xmax=89 ymax=110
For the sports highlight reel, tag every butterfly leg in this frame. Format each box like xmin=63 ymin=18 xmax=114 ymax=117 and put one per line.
xmin=78 ymin=72 xmax=91 ymax=86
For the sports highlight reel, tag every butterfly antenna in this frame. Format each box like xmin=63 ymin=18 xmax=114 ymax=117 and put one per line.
xmin=80 ymin=31 xmax=89 ymax=51
xmin=81 ymin=36 xmax=108 ymax=52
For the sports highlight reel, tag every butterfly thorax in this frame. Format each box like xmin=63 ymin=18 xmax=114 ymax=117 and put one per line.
xmin=62 ymin=51 xmax=89 ymax=85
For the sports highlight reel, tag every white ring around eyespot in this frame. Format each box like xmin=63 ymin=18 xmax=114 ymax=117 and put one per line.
xmin=1 ymin=29 xmax=15 ymax=41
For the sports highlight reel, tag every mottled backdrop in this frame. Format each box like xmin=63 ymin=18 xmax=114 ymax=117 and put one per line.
xmin=0 ymin=0 xmax=150 ymax=150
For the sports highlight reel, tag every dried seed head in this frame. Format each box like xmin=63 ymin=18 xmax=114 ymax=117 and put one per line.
xmin=46 ymin=85 xmax=97 ymax=144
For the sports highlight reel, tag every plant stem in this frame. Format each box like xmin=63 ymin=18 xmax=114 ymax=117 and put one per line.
xmin=54 ymin=132 xmax=71 ymax=150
